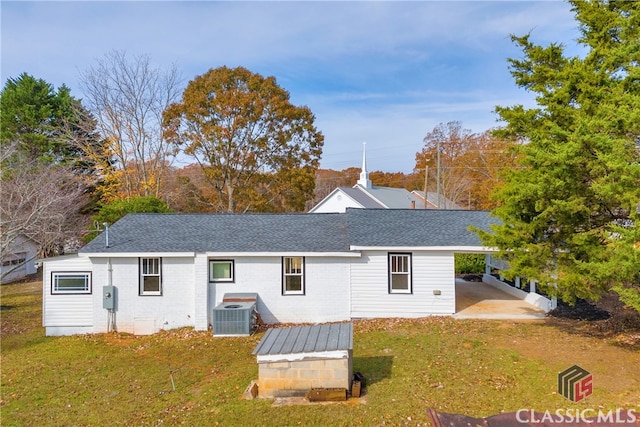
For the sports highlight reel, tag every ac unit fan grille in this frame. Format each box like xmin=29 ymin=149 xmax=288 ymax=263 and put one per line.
xmin=212 ymin=301 xmax=257 ymax=336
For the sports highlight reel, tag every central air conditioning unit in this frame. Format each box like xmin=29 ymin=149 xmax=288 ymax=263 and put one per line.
xmin=212 ymin=293 xmax=259 ymax=336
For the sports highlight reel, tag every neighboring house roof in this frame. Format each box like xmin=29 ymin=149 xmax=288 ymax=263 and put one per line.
xmin=362 ymin=185 xmax=423 ymax=209
xmin=411 ymin=191 xmax=461 ymax=210
xmin=338 ymin=186 xmax=385 ymax=208
xmin=309 ymin=185 xmax=423 ymax=212
xmin=80 ymin=209 xmax=497 ymax=254
xmin=252 ymin=323 xmax=353 ymax=356
xmin=310 ymin=145 xmax=457 ymax=212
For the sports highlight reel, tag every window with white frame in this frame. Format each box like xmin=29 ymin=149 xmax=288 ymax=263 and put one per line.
xmin=209 ymin=260 xmax=234 ymax=282
xmin=388 ymin=253 xmax=412 ymax=293
xmin=282 ymin=256 xmax=304 ymax=295
xmin=52 ymin=272 xmax=92 ymax=294
xmin=140 ymin=258 xmax=162 ymax=295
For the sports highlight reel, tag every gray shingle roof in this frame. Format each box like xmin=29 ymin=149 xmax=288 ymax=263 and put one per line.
xmin=338 ymin=187 xmax=384 ymax=208
xmin=411 ymin=191 xmax=461 ymax=209
xmin=81 ymin=213 xmax=350 ymax=253
xmin=80 ymin=209 xmax=497 ymax=254
xmin=338 ymin=185 xmax=423 ymax=209
xmin=252 ymin=323 xmax=353 ymax=355
xmin=364 ymin=186 xmax=423 ymax=209
xmin=346 ymin=209 xmax=497 ymax=247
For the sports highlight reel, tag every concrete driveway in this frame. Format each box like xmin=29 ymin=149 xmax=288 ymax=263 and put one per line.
xmin=454 ymin=279 xmax=547 ymax=320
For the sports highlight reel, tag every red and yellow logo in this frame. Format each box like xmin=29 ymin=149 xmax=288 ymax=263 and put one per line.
xmin=558 ymin=365 xmax=593 ymax=402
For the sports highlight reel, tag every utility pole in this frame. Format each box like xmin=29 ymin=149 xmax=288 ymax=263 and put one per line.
xmin=436 ymin=139 xmax=441 ymax=210
xmin=423 ymin=166 xmax=429 ymax=209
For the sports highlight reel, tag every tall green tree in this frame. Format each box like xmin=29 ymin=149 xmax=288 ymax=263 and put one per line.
xmin=480 ymin=1 xmax=640 ymax=311
xmin=0 ymin=73 xmax=98 ymax=167
xmin=162 ymin=66 xmax=324 ymax=213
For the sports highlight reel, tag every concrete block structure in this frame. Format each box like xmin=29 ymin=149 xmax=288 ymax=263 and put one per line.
xmin=252 ymin=323 xmax=353 ymax=398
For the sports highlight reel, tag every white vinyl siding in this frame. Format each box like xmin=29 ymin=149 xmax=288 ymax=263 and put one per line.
xmin=43 ymin=255 xmax=94 ymax=332
xmin=351 ymin=250 xmax=456 ymax=318
xmin=140 ymin=258 xmax=162 ymax=295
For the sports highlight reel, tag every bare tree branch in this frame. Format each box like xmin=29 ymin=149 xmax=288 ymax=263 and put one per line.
xmin=1 ymin=144 xmax=87 ymax=273
xmin=79 ymin=50 xmax=182 ymax=199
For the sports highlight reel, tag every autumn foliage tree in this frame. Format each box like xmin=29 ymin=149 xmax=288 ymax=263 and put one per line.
xmin=458 ymin=131 xmax=520 ymax=210
xmin=162 ymin=66 xmax=324 ymax=213
xmin=415 ymin=122 xmax=517 ymax=209
xmin=480 ymin=0 xmax=640 ymax=311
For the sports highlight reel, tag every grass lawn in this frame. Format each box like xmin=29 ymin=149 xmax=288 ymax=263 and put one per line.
xmin=1 ymin=279 xmax=639 ymax=426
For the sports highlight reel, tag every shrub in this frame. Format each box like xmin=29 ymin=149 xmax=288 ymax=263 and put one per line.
xmin=455 ymin=253 xmax=486 ymax=274
xmin=83 ymin=196 xmax=172 ymax=242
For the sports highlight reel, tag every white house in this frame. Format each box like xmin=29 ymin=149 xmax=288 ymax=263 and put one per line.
xmin=310 ymin=145 xmax=458 ymax=213
xmin=1 ymin=234 xmax=39 ymax=284
xmin=42 ymin=209 xmax=498 ymax=336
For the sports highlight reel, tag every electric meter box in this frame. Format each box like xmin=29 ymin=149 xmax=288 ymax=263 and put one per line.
xmin=103 ymin=286 xmax=116 ymax=310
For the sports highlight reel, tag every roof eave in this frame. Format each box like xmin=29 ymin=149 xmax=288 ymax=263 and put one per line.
xmin=205 ymin=251 xmax=360 ymax=257
xmin=349 ymin=245 xmax=498 ymax=253
xmin=82 ymin=251 xmax=196 ymax=258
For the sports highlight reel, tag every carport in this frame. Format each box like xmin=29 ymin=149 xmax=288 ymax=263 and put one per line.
xmin=454 ymin=278 xmax=547 ymax=320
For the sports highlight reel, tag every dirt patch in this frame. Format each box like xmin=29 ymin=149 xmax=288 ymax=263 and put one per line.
xmin=490 ymin=320 xmax=639 ymax=410
xmin=270 ymin=395 xmax=366 ymax=407
xmin=490 ymin=293 xmax=640 ymax=408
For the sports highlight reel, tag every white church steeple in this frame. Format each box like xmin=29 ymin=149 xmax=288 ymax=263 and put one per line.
xmin=357 ymin=142 xmax=372 ymax=189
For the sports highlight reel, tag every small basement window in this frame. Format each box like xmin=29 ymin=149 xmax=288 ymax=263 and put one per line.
xmin=52 ymin=272 xmax=92 ymax=294
xmin=209 ymin=260 xmax=234 ymax=282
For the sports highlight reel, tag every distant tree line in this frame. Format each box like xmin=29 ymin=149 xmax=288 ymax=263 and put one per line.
xmin=1 ymin=54 xmax=513 ymax=261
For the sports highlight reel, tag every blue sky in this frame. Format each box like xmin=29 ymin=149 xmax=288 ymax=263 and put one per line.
xmin=2 ymin=1 xmax=581 ymax=172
